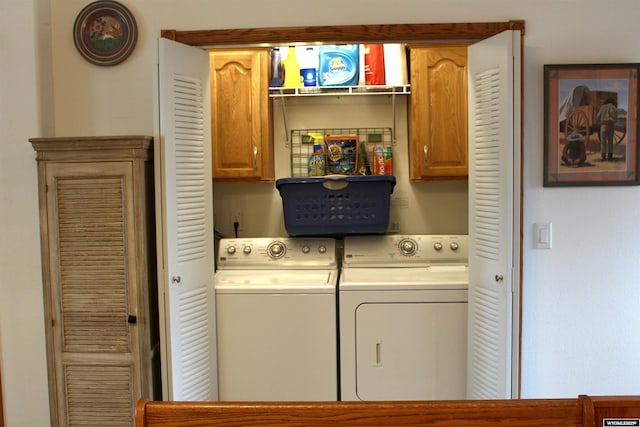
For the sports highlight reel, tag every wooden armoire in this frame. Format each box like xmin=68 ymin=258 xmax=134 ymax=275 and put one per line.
xmin=30 ymin=136 xmax=160 ymax=427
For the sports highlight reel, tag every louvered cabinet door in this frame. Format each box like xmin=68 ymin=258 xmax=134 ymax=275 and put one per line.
xmin=45 ymin=161 xmax=140 ymax=427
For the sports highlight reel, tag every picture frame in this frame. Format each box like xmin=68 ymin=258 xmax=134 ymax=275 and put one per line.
xmin=73 ymin=1 xmax=137 ymax=66
xmin=543 ymin=63 xmax=640 ymax=186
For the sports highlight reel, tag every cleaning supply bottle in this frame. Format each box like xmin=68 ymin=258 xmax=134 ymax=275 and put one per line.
xmin=269 ymin=47 xmax=284 ymax=87
xmin=283 ymin=46 xmax=302 ymax=88
xmin=307 ymin=133 xmax=325 ymax=176
xmin=299 ymin=46 xmax=318 ymax=87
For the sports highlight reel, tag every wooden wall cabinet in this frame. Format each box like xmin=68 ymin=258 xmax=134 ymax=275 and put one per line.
xmin=409 ymin=44 xmax=469 ymax=181
xmin=30 ymin=136 xmax=160 ymax=427
xmin=210 ymin=49 xmax=274 ymax=181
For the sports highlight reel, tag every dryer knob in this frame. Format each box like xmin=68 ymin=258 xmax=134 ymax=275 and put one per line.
xmin=226 ymin=246 xmax=236 ymax=255
xmin=450 ymin=242 xmax=459 ymax=251
xmin=434 ymin=242 xmax=443 ymax=251
xmin=243 ymin=245 xmax=252 ymax=255
xmin=302 ymin=245 xmax=311 ymax=254
xmin=318 ymin=245 xmax=327 ymax=254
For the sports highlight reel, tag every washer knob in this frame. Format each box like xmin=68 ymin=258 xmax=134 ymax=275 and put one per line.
xmin=226 ymin=246 xmax=236 ymax=255
xmin=434 ymin=242 xmax=443 ymax=251
xmin=267 ymin=242 xmax=286 ymax=258
xmin=318 ymin=245 xmax=327 ymax=254
xmin=450 ymin=242 xmax=459 ymax=251
xmin=243 ymin=245 xmax=252 ymax=255
xmin=399 ymin=239 xmax=417 ymax=256
xmin=302 ymin=245 xmax=311 ymax=254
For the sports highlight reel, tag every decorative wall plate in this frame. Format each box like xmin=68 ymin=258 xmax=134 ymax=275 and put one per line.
xmin=73 ymin=1 xmax=137 ymax=66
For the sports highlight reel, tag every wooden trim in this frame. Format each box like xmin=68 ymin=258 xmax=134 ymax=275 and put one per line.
xmin=587 ymin=395 xmax=640 ymax=426
xmin=133 ymin=395 xmax=640 ymax=427
xmin=136 ymin=398 xmax=149 ymax=427
xmin=161 ymin=21 xmax=525 ymax=46
xmin=159 ymin=19 xmax=528 ymax=399
xmin=580 ymin=394 xmax=596 ymax=427
xmin=0 ymin=366 xmax=4 ymax=427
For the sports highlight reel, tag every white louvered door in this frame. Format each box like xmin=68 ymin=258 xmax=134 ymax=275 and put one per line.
xmin=156 ymin=38 xmax=218 ymax=400
xmin=467 ymin=30 xmax=521 ymax=399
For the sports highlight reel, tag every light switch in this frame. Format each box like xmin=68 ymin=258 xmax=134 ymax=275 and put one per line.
xmin=533 ymin=222 xmax=552 ymax=249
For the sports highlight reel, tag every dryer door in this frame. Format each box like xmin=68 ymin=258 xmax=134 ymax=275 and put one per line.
xmin=355 ymin=301 xmax=467 ymax=400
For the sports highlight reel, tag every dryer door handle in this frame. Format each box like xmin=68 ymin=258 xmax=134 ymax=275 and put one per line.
xmin=375 ymin=342 xmax=382 ymax=367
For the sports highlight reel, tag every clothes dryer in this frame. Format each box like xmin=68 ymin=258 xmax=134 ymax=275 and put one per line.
xmin=215 ymin=237 xmax=338 ymax=401
xmin=339 ymin=234 xmax=468 ymax=401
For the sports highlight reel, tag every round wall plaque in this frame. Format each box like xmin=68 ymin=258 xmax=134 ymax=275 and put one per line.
xmin=73 ymin=1 xmax=137 ymax=66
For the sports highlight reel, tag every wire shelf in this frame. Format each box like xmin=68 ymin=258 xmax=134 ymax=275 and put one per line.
xmin=270 ymin=85 xmax=410 ymax=97
xmin=290 ymin=127 xmax=394 ymax=177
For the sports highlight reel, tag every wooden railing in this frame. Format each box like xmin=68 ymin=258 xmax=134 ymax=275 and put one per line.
xmin=135 ymin=395 xmax=640 ymax=426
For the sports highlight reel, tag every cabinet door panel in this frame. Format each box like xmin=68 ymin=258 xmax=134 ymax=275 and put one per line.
xmin=210 ymin=49 xmax=273 ymax=180
xmin=45 ymin=161 xmax=140 ymax=426
xmin=410 ymin=45 xmax=468 ymax=180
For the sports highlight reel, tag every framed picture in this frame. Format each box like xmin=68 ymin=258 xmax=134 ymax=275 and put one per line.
xmin=544 ymin=63 xmax=640 ymax=186
xmin=73 ymin=1 xmax=137 ymax=66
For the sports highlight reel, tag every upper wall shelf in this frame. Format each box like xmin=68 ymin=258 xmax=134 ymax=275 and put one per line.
xmin=269 ymin=85 xmax=411 ymax=98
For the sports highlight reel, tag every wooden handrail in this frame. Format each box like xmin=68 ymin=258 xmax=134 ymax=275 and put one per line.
xmin=134 ymin=395 xmax=640 ymax=427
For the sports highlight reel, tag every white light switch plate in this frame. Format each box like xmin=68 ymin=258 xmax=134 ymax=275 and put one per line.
xmin=533 ymin=222 xmax=552 ymax=249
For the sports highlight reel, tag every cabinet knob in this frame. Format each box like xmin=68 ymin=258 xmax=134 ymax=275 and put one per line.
xmin=171 ymin=275 xmax=181 ymax=284
xmin=253 ymin=146 xmax=258 ymax=170
xmin=423 ymin=145 xmax=430 ymax=169
xmin=127 ymin=315 xmax=137 ymax=324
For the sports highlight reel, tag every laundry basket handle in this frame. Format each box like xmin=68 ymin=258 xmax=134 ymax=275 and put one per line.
xmin=321 ymin=175 xmax=349 ymax=190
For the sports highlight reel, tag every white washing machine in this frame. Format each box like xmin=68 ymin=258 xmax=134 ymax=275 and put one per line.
xmin=339 ymin=234 xmax=468 ymax=401
xmin=215 ymin=237 xmax=338 ymax=401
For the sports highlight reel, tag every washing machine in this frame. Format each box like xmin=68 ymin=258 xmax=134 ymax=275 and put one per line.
xmin=339 ymin=234 xmax=468 ymax=401
xmin=215 ymin=237 xmax=338 ymax=401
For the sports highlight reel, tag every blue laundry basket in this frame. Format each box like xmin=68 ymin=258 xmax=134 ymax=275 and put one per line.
xmin=276 ymin=175 xmax=396 ymax=236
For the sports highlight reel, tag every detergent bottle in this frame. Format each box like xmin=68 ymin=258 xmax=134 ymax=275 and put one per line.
xmin=307 ymin=133 xmax=326 ymax=176
xmin=269 ymin=47 xmax=284 ymax=87
xmin=283 ymin=46 xmax=302 ymax=87
xmin=299 ymin=46 xmax=319 ymax=87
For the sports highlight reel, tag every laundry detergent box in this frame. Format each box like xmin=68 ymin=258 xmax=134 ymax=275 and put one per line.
xmin=318 ymin=45 xmax=360 ymax=86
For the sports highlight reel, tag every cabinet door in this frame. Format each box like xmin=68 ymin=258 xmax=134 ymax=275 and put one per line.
xmin=45 ymin=161 xmax=141 ymax=426
xmin=410 ymin=45 xmax=468 ymax=180
xmin=210 ymin=49 xmax=273 ymax=180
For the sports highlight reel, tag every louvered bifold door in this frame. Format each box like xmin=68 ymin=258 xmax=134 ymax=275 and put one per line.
xmin=46 ymin=161 xmax=140 ymax=427
xmin=467 ymin=30 xmax=518 ymax=400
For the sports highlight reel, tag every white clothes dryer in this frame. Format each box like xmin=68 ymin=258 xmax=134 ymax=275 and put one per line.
xmin=339 ymin=234 xmax=468 ymax=401
xmin=215 ymin=237 xmax=338 ymax=401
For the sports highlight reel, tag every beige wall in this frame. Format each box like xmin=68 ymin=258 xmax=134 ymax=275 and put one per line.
xmin=3 ymin=0 xmax=640 ymax=425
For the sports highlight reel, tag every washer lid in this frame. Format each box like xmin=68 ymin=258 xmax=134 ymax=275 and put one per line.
xmin=215 ymin=269 xmax=338 ymax=293
xmin=339 ymin=266 xmax=468 ymax=290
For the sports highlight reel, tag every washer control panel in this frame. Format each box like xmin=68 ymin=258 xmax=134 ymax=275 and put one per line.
xmin=343 ymin=234 xmax=468 ymax=267
xmin=218 ymin=237 xmax=336 ymax=269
